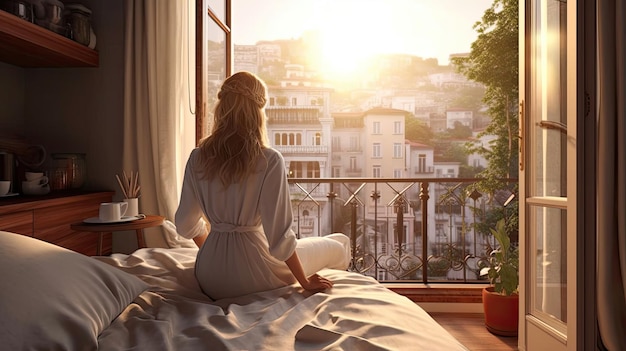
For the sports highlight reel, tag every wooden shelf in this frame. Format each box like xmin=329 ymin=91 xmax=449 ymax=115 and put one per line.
xmin=0 ymin=10 xmax=98 ymax=67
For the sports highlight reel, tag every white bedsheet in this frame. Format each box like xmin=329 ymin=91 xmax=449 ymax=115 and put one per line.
xmin=95 ymin=248 xmax=469 ymax=351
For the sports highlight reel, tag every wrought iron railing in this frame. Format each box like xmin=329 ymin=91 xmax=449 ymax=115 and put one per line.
xmin=287 ymin=177 xmax=517 ymax=284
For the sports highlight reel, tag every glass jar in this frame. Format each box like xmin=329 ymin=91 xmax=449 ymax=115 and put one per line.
xmin=50 ymin=153 xmax=86 ymax=189
xmin=63 ymin=3 xmax=91 ymax=46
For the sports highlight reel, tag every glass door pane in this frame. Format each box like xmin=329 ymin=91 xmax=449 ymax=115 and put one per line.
xmin=530 ymin=205 xmax=567 ymax=326
xmin=525 ymin=0 xmax=570 ymax=345
xmin=529 ymin=0 xmax=567 ymax=199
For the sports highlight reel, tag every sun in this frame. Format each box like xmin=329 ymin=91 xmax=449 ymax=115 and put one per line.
xmin=309 ymin=1 xmax=411 ymax=77
xmin=317 ymin=30 xmax=377 ymax=76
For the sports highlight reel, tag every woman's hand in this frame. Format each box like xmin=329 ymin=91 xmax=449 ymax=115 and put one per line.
xmin=285 ymin=251 xmax=333 ymax=293
xmin=301 ymin=273 xmax=333 ymax=292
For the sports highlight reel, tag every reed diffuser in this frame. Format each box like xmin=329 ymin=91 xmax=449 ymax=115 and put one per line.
xmin=116 ymin=171 xmax=140 ymax=199
xmin=116 ymin=171 xmax=141 ymax=217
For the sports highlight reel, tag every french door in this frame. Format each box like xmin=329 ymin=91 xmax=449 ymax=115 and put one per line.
xmin=520 ymin=0 xmax=578 ymax=349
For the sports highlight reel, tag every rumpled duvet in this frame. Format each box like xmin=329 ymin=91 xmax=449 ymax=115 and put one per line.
xmin=95 ymin=248 xmax=469 ymax=351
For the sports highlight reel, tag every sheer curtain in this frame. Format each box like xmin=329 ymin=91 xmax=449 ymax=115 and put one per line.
xmin=122 ymin=0 xmax=196 ymax=248
xmin=596 ymin=0 xmax=626 ymax=349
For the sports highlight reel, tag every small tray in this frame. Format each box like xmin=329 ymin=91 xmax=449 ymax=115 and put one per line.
xmin=82 ymin=215 xmax=144 ymax=224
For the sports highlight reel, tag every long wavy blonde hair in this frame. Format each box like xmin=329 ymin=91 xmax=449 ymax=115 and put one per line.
xmin=198 ymin=72 xmax=270 ymax=187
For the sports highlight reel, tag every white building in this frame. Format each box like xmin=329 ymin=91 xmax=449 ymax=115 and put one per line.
xmin=233 ymin=45 xmax=259 ymax=74
xmin=266 ymin=83 xmax=334 ymax=237
xmin=446 ymin=108 xmax=473 ymax=129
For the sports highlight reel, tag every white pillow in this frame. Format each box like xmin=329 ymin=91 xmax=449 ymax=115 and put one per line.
xmin=296 ymin=233 xmax=351 ymax=276
xmin=0 ymin=231 xmax=148 ymax=350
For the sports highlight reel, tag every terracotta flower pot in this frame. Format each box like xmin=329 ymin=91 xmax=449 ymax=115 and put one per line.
xmin=482 ymin=286 xmax=519 ymax=336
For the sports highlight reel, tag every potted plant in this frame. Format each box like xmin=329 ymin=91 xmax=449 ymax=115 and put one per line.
xmin=479 ymin=218 xmax=519 ymax=336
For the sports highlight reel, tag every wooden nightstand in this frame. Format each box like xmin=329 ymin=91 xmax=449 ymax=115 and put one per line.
xmin=70 ymin=215 xmax=165 ymax=255
xmin=0 ymin=191 xmax=114 ymax=255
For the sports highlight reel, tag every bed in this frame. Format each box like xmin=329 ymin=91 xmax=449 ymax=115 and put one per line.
xmin=0 ymin=230 xmax=469 ymax=351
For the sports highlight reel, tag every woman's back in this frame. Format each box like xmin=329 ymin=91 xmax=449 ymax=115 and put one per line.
xmin=178 ymin=147 xmax=298 ymax=299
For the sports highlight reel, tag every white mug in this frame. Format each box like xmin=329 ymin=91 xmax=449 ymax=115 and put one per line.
xmin=0 ymin=180 xmax=10 ymax=195
xmin=99 ymin=202 xmax=128 ymax=222
xmin=22 ymin=178 xmax=50 ymax=195
xmin=25 ymin=172 xmax=45 ymax=181
xmin=23 ymin=176 xmax=49 ymax=187
xmin=123 ymin=197 xmax=139 ymax=217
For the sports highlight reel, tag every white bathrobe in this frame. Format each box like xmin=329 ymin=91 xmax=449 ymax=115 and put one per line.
xmin=175 ymin=147 xmax=349 ymax=300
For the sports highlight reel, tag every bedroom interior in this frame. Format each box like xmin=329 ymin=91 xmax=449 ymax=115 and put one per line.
xmin=0 ymin=0 xmax=624 ymax=350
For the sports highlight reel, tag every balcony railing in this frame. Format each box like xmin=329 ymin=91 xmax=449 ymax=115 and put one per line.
xmin=414 ymin=166 xmax=434 ymax=174
xmin=287 ymin=177 xmax=517 ymax=285
xmin=275 ymin=145 xmax=328 ymax=154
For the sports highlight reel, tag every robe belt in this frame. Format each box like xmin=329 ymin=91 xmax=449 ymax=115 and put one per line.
xmin=211 ymin=223 xmax=262 ymax=232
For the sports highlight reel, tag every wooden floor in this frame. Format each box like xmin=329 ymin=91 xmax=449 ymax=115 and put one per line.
xmin=429 ymin=313 xmax=518 ymax=351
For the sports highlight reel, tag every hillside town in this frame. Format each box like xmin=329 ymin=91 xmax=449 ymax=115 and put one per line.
xmin=208 ymin=37 xmax=504 ymax=281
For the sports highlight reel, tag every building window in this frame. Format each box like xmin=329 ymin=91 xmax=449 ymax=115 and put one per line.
xmin=393 ymin=143 xmax=402 ymax=158
xmin=314 ymin=132 xmax=321 ymax=146
xmin=373 ymin=121 xmax=380 ymax=134
xmin=269 ymin=97 xmax=275 ymax=106
xmin=349 ymin=136 xmax=359 ymax=151
xmin=289 ymin=161 xmax=303 ymax=178
xmin=456 ymin=226 xmax=464 ymax=241
xmin=307 ymin=161 xmax=320 ymax=178
xmin=394 ymin=169 xmax=402 ymax=178
xmin=276 ymin=132 xmax=303 ymax=145
xmin=418 ymin=154 xmax=426 ymax=173
xmin=292 ymin=97 xmax=297 ymax=106
xmin=394 ymin=121 xmax=402 ymax=134
xmin=373 ymin=166 xmax=381 ymax=178
xmin=392 ymin=224 xmax=408 ymax=244
xmin=332 ymin=166 xmax=341 ymax=177
xmin=350 ymin=157 xmax=357 ymax=170
xmin=332 ymin=136 xmax=341 ymax=152
xmin=373 ymin=143 xmax=381 ymax=158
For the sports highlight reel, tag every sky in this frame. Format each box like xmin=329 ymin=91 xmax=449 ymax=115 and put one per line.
xmin=231 ymin=0 xmax=493 ymax=66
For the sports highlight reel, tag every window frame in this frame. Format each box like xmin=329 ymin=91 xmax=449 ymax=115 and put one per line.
xmin=373 ymin=143 xmax=381 ymax=158
xmin=393 ymin=143 xmax=402 ymax=158
xmin=372 ymin=166 xmax=381 ymax=178
xmin=394 ymin=121 xmax=402 ymax=134
xmin=196 ymin=0 xmax=233 ymax=144
xmin=373 ymin=121 xmax=381 ymax=134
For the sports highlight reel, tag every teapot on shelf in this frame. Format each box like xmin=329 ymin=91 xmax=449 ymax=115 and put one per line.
xmin=26 ymin=0 xmax=67 ymax=36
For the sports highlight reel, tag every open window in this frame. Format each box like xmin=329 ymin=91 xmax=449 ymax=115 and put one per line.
xmin=196 ymin=0 xmax=233 ymax=144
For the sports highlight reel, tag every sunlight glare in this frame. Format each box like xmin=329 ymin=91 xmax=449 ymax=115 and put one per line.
xmin=315 ymin=1 xmax=409 ymax=76
xmin=234 ymin=0 xmax=493 ymax=68
xmin=315 ymin=0 xmax=435 ymax=76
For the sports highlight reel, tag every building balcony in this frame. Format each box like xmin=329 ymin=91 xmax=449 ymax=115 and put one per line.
xmin=344 ymin=168 xmax=362 ymax=176
xmin=414 ymin=166 xmax=435 ymax=174
xmin=266 ymin=106 xmax=322 ymax=124
xmin=332 ymin=147 xmax=363 ymax=153
xmin=275 ymin=145 xmax=328 ymax=154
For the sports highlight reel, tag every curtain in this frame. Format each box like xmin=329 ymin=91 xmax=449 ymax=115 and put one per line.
xmin=123 ymin=0 xmax=196 ymax=248
xmin=596 ymin=0 xmax=626 ymax=349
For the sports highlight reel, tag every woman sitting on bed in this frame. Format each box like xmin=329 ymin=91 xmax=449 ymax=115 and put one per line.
xmin=175 ymin=71 xmax=350 ymax=300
